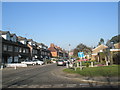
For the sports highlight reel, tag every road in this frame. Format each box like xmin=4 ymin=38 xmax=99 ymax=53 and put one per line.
xmin=2 ymin=63 xmax=119 ymax=88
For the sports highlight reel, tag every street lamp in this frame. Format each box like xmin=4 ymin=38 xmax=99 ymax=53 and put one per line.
xmin=68 ymin=44 xmax=71 ymax=60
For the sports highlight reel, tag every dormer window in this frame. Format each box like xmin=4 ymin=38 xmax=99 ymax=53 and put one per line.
xmin=39 ymin=45 xmax=42 ymax=48
xmin=28 ymin=41 xmax=32 ymax=45
xmin=10 ymin=34 xmax=17 ymax=42
xmin=18 ymin=36 xmax=27 ymax=45
xmin=1 ymin=31 xmax=11 ymax=41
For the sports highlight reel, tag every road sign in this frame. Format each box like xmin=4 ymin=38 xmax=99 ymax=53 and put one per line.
xmin=78 ymin=52 xmax=85 ymax=58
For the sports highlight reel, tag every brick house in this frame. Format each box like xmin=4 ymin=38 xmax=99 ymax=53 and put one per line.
xmin=48 ymin=43 xmax=68 ymax=59
xmin=48 ymin=44 xmax=59 ymax=58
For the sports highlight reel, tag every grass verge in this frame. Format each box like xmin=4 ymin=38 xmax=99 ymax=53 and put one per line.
xmin=63 ymin=65 xmax=120 ymax=77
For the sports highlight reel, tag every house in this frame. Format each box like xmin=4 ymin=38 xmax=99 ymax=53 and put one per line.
xmin=18 ymin=36 xmax=27 ymax=45
xmin=37 ymin=43 xmax=50 ymax=61
xmin=27 ymin=39 xmax=38 ymax=60
xmin=10 ymin=34 xmax=17 ymax=42
xmin=55 ymin=46 xmax=64 ymax=58
xmin=91 ymin=44 xmax=108 ymax=62
xmin=48 ymin=43 xmax=68 ymax=59
xmin=1 ymin=31 xmax=30 ymax=64
xmin=48 ymin=43 xmax=59 ymax=58
xmin=114 ymin=42 xmax=120 ymax=49
xmin=62 ymin=49 xmax=69 ymax=59
xmin=0 ymin=31 xmax=11 ymax=41
xmin=108 ymin=42 xmax=120 ymax=64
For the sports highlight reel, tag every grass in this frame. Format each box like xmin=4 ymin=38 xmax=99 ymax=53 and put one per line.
xmin=63 ymin=65 xmax=120 ymax=77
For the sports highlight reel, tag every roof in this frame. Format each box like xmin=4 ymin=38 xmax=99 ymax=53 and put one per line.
xmin=0 ymin=30 xmax=10 ymax=35
xmin=92 ymin=44 xmax=108 ymax=54
xmin=10 ymin=33 xmax=17 ymax=37
xmin=114 ymin=42 xmax=120 ymax=49
xmin=17 ymin=36 xmax=27 ymax=40
xmin=37 ymin=43 xmax=48 ymax=47
xmin=27 ymin=39 xmax=33 ymax=41
xmin=48 ymin=47 xmax=57 ymax=52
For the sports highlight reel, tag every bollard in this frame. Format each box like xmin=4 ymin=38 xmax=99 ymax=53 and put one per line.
xmin=91 ymin=62 xmax=93 ymax=67
xmin=80 ymin=61 xmax=82 ymax=70
xmin=77 ymin=62 xmax=79 ymax=67
xmin=1 ymin=65 xmax=3 ymax=70
xmin=14 ymin=66 xmax=17 ymax=70
xmin=66 ymin=64 xmax=68 ymax=68
xmin=106 ymin=61 xmax=108 ymax=66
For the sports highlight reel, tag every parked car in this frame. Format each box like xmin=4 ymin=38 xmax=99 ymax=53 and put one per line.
xmin=33 ymin=59 xmax=44 ymax=65
xmin=21 ymin=60 xmax=37 ymax=65
xmin=63 ymin=59 xmax=68 ymax=66
xmin=57 ymin=60 xmax=66 ymax=66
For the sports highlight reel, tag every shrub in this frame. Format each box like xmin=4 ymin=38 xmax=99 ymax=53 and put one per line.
xmin=86 ymin=62 xmax=90 ymax=67
xmin=101 ymin=60 xmax=106 ymax=65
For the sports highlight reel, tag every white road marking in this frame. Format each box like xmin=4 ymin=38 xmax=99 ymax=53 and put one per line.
xmin=66 ymin=84 xmax=77 ymax=87
xmin=52 ymin=84 xmax=64 ymax=88
xmin=39 ymin=85 xmax=52 ymax=88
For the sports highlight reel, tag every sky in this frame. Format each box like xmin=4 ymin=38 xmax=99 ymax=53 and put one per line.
xmin=2 ymin=2 xmax=118 ymax=50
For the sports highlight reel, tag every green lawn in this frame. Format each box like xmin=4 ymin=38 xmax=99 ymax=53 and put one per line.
xmin=63 ymin=65 xmax=120 ymax=77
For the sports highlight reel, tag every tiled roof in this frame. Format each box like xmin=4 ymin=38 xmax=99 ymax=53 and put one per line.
xmin=48 ymin=47 xmax=57 ymax=52
xmin=10 ymin=33 xmax=16 ymax=37
xmin=27 ymin=39 xmax=33 ymax=41
xmin=92 ymin=44 xmax=108 ymax=54
xmin=17 ymin=36 xmax=27 ymax=40
xmin=0 ymin=30 xmax=10 ymax=35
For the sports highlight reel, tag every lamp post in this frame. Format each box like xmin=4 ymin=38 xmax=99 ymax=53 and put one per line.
xmin=68 ymin=44 xmax=71 ymax=60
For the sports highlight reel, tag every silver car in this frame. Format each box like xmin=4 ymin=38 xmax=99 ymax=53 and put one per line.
xmin=21 ymin=60 xmax=37 ymax=65
xmin=57 ymin=60 xmax=65 ymax=66
xmin=33 ymin=59 xmax=44 ymax=65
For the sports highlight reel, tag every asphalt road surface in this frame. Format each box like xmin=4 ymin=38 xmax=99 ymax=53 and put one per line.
xmin=2 ymin=63 xmax=119 ymax=88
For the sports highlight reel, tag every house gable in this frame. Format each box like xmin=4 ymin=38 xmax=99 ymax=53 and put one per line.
xmin=1 ymin=31 xmax=11 ymax=41
xmin=10 ymin=34 xmax=17 ymax=42
xmin=92 ymin=44 xmax=108 ymax=54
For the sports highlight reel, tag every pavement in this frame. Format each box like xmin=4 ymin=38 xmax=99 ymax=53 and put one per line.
xmin=51 ymin=66 xmax=120 ymax=87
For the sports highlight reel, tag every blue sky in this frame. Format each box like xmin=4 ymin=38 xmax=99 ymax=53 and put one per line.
xmin=2 ymin=2 xmax=118 ymax=50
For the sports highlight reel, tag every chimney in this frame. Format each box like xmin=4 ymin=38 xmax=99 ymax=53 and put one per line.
xmin=50 ymin=43 xmax=55 ymax=47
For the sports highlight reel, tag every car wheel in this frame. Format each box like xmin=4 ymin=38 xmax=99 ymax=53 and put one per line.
xmin=33 ymin=63 xmax=35 ymax=65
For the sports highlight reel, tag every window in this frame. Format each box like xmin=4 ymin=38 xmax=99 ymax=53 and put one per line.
xmin=42 ymin=52 xmax=44 ymax=55
xmin=33 ymin=49 xmax=37 ymax=54
xmin=8 ymin=46 xmax=13 ymax=52
xmin=35 ymin=50 xmax=37 ymax=54
xmin=14 ymin=47 xmax=19 ymax=52
xmin=19 ymin=47 xmax=22 ymax=52
xmin=23 ymin=48 xmax=26 ymax=53
xmin=3 ymin=45 xmax=7 ymax=51
xmin=26 ymin=49 xmax=29 ymax=53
